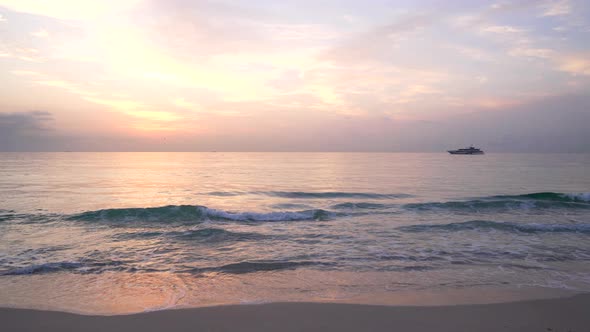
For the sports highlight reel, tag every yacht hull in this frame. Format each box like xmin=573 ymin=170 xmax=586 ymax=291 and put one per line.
xmin=448 ymin=151 xmax=484 ymax=155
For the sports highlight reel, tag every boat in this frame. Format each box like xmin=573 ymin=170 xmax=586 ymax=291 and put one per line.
xmin=448 ymin=146 xmax=484 ymax=155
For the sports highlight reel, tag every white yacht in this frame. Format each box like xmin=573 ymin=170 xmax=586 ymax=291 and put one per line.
xmin=448 ymin=146 xmax=484 ymax=155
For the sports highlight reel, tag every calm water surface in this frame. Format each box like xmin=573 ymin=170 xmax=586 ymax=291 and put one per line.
xmin=0 ymin=153 xmax=589 ymax=314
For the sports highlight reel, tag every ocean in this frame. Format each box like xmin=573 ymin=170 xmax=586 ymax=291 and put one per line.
xmin=1 ymin=152 xmax=589 ymax=314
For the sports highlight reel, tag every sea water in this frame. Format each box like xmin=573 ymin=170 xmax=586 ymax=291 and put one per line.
xmin=0 ymin=152 xmax=589 ymax=314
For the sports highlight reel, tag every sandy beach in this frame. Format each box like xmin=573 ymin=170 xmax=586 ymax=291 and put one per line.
xmin=2 ymin=293 xmax=589 ymax=332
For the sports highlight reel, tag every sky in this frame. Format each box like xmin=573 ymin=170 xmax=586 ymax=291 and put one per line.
xmin=0 ymin=0 xmax=589 ymax=152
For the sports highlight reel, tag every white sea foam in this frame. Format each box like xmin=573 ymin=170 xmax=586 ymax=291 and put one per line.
xmin=2 ymin=261 xmax=82 ymax=275
xmin=565 ymin=192 xmax=590 ymax=202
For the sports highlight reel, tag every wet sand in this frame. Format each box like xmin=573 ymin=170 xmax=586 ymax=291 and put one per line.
xmin=1 ymin=294 xmax=589 ymax=332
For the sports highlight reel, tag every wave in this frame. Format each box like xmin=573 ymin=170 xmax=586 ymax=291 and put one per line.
xmin=0 ymin=214 xmax=15 ymax=222
xmin=184 ymin=260 xmax=328 ymax=274
xmin=173 ymin=228 xmax=270 ymax=242
xmin=330 ymin=202 xmax=391 ymax=210
xmin=206 ymin=208 xmax=334 ymax=222
xmin=7 ymin=191 xmax=590 ymax=226
xmin=206 ymin=191 xmax=244 ymax=197
xmin=0 ymin=210 xmax=33 ymax=222
xmin=403 ymin=200 xmax=539 ymax=211
xmin=207 ymin=191 xmax=411 ymax=199
xmin=269 ymin=203 xmax=313 ymax=210
xmin=113 ymin=228 xmax=272 ymax=243
xmin=403 ymin=192 xmax=590 ymax=211
xmin=0 ymin=261 xmax=145 ymax=276
xmin=495 ymin=192 xmax=590 ymax=202
xmin=1 ymin=262 xmax=82 ymax=275
xmin=2 ymin=260 xmax=325 ymax=276
xmin=68 ymin=205 xmax=335 ymax=223
xmin=0 ymin=211 xmax=59 ymax=224
xmin=398 ymin=220 xmax=590 ymax=234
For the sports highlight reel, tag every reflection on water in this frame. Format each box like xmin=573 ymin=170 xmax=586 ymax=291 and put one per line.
xmin=0 ymin=153 xmax=589 ymax=314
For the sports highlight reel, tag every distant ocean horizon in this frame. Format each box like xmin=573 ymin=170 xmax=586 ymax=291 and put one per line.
xmin=1 ymin=152 xmax=589 ymax=314
xmin=2 ymin=150 xmax=589 ymax=153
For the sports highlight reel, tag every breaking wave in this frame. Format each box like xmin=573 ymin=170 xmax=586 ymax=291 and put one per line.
xmin=496 ymin=192 xmax=590 ymax=202
xmin=68 ymin=205 xmax=335 ymax=223
xmin=6 ymin=192 xmax=589 ymax=227
xmin=403 ymin=192 xmax=590 ymax=211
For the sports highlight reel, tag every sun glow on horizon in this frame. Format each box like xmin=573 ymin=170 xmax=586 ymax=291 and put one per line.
xmin=1 ymin=0 xmax=589 ymax=151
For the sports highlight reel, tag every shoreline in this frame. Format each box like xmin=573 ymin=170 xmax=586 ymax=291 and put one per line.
xmin=2 ymin=270 xmax=585 ymax=315
xmin=2 ymin=293 xmax=589 ymax=332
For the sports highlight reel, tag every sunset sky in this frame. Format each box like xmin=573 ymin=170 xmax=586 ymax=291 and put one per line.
xmin=1 ymin=0 xmax=589 ymax=152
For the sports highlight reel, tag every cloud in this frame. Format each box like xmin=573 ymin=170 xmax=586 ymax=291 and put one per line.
xmin=558 ymin=54 xmax=590 ymax=76
xmin=540 ymin=0 xmax=571 ymax=17
xmin=399 ymin=84 xmax=441 ymax=98
xmin=451 ymin=94 xmax=590 ymax=152
xmin=0 ymin=0 xmax=142 ymax=21
xmin=9 ymin=69 xmax=185 ymax=123
xmin=508 ymin=47 xmax=555 ymax=59
xmin=446 ymin=45 xmax=495 ymax=61
xmin=126 ymin=110 xmax=180 ymax=122
xmin=0 ymin=110 xmax=181 ymax=151
xmin=0 ymin=45 xmax=43 ymax=62
xmin=0 ymin=111 xmax=53 ymax=132
xmin=10 ymin=70 xmax=41 ymax=76
xmin=142 ymin=0 xmax=283 ymax=56
xmin=172 ymin=97 xmax=201 ymax=110
xmin=0 ymin=1 xmax=588 ymax=151
xmin=0 ymin=111 xmax=55 ymax=150
xmin=482 ymin=25 xmax=526 ymax=34
xmin=450 ymin=4 xmax=587 ymax=78
xmin=320 ymin=14 xmax=432 ymax=63
xmin=2 ymin=94 xmax=589 ymax=152
xmin=82 ymin=96 xmax=182 ymax=130
xmin=30 ymin=28 xmax=49 ymax=38
xmin=35 ymin=79 xmax=99 ymax=97
xmin=10 ymin=70 xmax=104 ymax=98
xmin=372 ymin=94 xmax=590 ymax=152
